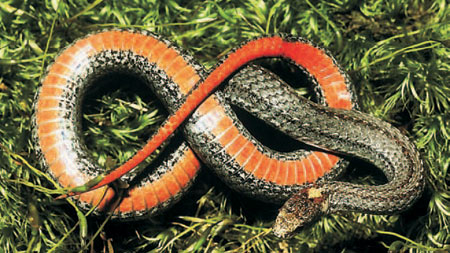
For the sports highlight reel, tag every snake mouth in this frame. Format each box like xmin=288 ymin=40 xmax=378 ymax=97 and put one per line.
xmin=272 ymin=186 xmax=330 ymax=238
xmin=272 ymin=209 xmax=302 ymax=239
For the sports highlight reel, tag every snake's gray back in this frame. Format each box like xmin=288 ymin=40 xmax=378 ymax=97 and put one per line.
xmin=224 ymin=65 xmax=424 ymax=214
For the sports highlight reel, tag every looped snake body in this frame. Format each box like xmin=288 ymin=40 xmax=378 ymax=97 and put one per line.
xmin=33 ymin=30 xmax=424 ymax=237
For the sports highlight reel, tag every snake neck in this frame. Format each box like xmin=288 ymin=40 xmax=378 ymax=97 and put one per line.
xmin=323 ymin=116 xmax=425 ymax=215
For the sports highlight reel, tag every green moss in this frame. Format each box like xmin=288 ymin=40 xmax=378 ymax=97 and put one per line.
xmin=0 ymin=0 xmax=448 ymax=252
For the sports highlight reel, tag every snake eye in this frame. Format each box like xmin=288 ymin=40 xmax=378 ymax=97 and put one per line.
xmin=284 ymin=201 xmax=299 ymax=213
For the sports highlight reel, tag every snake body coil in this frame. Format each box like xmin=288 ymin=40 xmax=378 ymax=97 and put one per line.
xmin=33 ymin=30 xmax=424 ymax=236
xmin=225 ymin=66 xmax=424 ymax=237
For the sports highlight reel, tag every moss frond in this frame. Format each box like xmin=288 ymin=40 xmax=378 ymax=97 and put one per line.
xmin=0 ymin=0 xmax=448 ymax=251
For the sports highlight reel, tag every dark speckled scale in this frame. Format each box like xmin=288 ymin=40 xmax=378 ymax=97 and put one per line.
xmin=33 ymin=30 xmax=423 ymax=228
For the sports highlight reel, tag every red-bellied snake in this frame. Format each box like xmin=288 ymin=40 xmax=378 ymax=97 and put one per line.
xmin=33 ymin=30 xmax=424 ymax=238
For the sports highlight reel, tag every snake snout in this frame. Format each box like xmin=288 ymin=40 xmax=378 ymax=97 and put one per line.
xmin=272 ymin=186 xmax=329 ymax=238
xmin=273 ymin=205 xmax=303 ymax=239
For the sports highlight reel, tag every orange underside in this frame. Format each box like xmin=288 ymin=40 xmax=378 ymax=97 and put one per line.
xmin=37 ymin=30 xmax=353 ymax=214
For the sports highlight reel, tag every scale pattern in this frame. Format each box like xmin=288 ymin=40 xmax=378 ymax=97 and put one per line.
xmin=224 ymin=66 xmax=424 ymax=237
xmin=32 ymin=30 xmax=423 ymax=235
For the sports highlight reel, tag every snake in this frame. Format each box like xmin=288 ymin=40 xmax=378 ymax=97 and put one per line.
xmin=32 ymin=30 xmax=424 ymax=238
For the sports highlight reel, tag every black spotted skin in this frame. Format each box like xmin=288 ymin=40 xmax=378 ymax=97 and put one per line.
xmin=33 ymin=30 xmax=424 ymax=237
xmin=34 ymin=30 xmax=356 ymax=216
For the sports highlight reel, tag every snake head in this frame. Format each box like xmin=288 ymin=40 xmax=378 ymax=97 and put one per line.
xmin=272 ymin=186 xmax=329 ymax=239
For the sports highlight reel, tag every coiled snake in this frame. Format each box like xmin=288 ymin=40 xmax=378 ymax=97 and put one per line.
xmin=33 ymin=30 xmax=424 ymax=238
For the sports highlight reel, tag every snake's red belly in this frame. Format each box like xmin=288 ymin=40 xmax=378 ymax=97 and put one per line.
xmin=33 ymin=30 xmax=356 ymax=217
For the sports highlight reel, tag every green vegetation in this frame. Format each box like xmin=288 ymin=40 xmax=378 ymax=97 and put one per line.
xmin=0 ymin=0 xmax=448 ymax=252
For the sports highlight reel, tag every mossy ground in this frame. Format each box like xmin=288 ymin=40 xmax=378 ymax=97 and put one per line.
xmin=0 ymin=0 xmax=448 ymax=252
